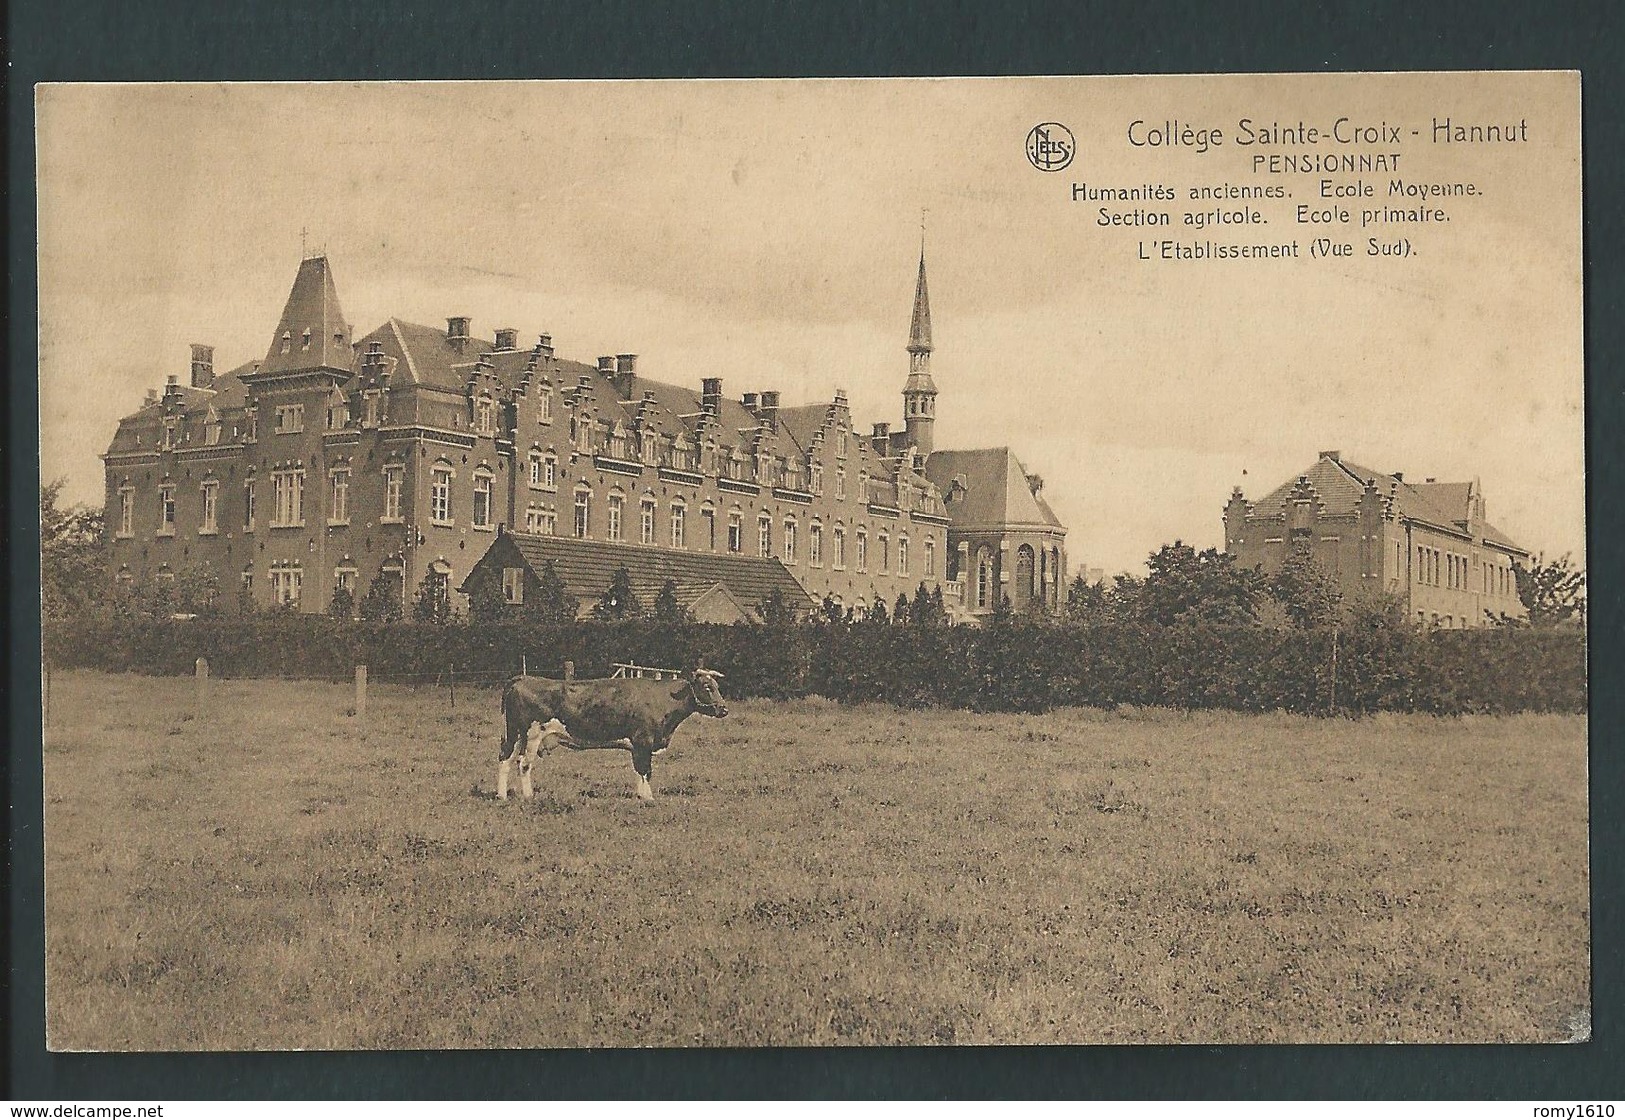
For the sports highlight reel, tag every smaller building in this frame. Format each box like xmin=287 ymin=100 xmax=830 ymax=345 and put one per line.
xmin=462 ymin=527 xmax=816 ymax=623
xmin=1225 ymin=450 xmax=1529 ymax=628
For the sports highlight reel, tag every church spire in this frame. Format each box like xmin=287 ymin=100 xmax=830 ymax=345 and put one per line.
xmin=907 ymin=246 xmax=933 ymax=355
xmin=902 ymin=240 xmax=938 ymax=458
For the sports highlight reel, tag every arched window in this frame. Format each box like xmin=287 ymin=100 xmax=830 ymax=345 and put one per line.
xmin=640 ymin=494 xmax=656 ymax=545
xmin=757 ymin=513 xmax=772 ymax=558
xmin=809 ymin=520 xmax=823 ymax=566
xmin=898 ymin=535 xmax=909 ymax=576
xmin=833 ymin=524 xmax=846 ymax=569
xmin=573 ymin=485 xmax=592 ymax=538
xmin=727 ymin=508 xmax=743 ymax=554
xmin=925 ymin=537 xmax=935 ymax=577
xmin=607 ymin=490 xmax=626 ymax=542
xmin=472 ymin=468 xmax=494 ymax=530
xmin=670 ymin=498 xmax=687 ymax=549
xmin=783 ymin=517 xmax=798 ymax=564
xmin=430 ymin=462 xmax=454 ymax=525
xmin=878 ymin=530 xmax=889 ymax=573
xmin=1016 ymin=544 xmax=1037 ymax=602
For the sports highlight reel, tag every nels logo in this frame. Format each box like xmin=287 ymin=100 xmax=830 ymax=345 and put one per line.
xmin=1025 ymin=122 xmax=1075 ymax=172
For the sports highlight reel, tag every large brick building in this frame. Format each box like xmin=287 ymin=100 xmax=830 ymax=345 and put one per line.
xmin=103 ymin=249 xmax=1067 ymax=620
xmin=1224 ymin=450 xmax=1528 ymax=627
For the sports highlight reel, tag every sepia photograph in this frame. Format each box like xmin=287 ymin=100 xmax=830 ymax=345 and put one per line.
xmin=34 ymin=73 xmax=1587 ymax=1050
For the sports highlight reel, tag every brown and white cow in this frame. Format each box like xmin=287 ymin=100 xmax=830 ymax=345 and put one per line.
xmin=498 ymin=669 xmax=728 ymax=801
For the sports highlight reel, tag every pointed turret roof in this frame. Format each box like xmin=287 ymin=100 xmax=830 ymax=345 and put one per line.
xmin=259 ymin=256 xmax=352 ymax=375
xmin=907 ymin=249 xmax=932 ymax=354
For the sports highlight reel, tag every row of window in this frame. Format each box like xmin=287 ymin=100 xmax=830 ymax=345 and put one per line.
xmin=522 ymin=444 xmax=926 ymax=512
xmin=119 ymin=465 xmax=410 ymax=538
xmin=534 ymin=489 xmax=937 ymax=576
xmin=1416 ymin=544 xmax=1514 ymax=595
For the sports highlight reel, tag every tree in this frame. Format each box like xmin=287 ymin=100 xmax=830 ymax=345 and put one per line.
xmin=893 ymin=592 xmax=911 ymax=625
xmin=911 ymin=581 xmax=945 ymax=628
xmin=591 ymin=566 xmax=642 ymax=620
xmin=525 ymin=560 xmax=579 ymax=624
xmin=412 ymin=571 xmax=453 ymax=624
xmin=820 ymin=594 xmax=845 ymax=626
xmin=1515 ymin=553 xmax=1586 ymax=628
xmin=173 ymin=561 xmax=222 ymax=617
xmin=41 ymin=480 xmax=107 ymax=624
xmin=758 ymin=585 xmax=797 ymax=626
xmin=360 ymin=571 xmax=404 ymax=623
xmin=464 ymin=567 xmax=508 ymax=625
xmin=989 ymin=591 xmax=1013 ymax=625
xmin=1269 ymin=549 xmax=1342 ymax=629
xmin=1064 ymin=573 xmax=1110 ymax=623
xmin=1138 ymin=541 xmax=1262 ymax=627
xmin=328 ymin=585 xmax=357 ymax=620
xmin=653 ymin=579 xmax=690 ymax=623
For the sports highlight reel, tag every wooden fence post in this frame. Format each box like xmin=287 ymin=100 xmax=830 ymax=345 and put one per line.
xmin=521 ymin=653 xmax=527 ymax=677
xmin=449 ymin=662 xmax=456 ymax=709
xmin=355 ymin=664 xmax=368 ymax=720
xmin=564 ymin=660 xmax=574 ymax=681
xmin=195 ymin=657 xmax=210 ymax=715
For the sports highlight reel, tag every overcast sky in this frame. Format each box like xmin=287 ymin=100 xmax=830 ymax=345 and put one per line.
xmin=36 ymin=74 xmax=1583 ymax=574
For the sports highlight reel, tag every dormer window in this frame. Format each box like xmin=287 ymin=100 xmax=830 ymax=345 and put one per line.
xmin=474 ymin=396 xmax=494 ymax=435
xmin=538 ymin=390 xmax=553 ymax=423
xmin=301 ymin=328 xmax=312 ymax=352
xmin=280 ymin=331 xmax=292 ymax=355
xmin=641 ymin=429 xmax=658 ymax=465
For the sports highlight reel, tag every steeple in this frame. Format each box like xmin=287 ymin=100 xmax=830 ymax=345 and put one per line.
xmin=902 ymin=242 xmax=939 ymax=458
xmin=259 ymin=256 xmax=352 ymax=376
xmin=907 ymin=247 xmax=932 ymax=355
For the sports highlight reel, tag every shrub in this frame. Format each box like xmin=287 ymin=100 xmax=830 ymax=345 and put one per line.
xmin=41 ymin=617 xmax=1586 ymax=716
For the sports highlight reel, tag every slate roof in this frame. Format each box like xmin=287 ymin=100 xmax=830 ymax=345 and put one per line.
xmin=478 ymin=531 xmax=816 ymax=617
xmin=259 ymin=256 xmax=352 ymax=374
xmin=1249 ymin=453 xmax=1525 ymax=553
xmin=924 ymin=447 xmax=1064 ymax=530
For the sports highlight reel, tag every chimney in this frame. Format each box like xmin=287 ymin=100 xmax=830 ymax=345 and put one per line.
xmin=189 ymin=344 xmax=215 ymax=388
xmin=760 ymin=390 xmax=780 ymax=430
xmin=742 ymin=392 xmax=759 ymax=413
xmin=1392 ymin=472 xmax=1404 ymax=483
xmin=872 ymin=421 xmax=891 ymax=458
xmin=494 ymin=327 xmax=518 ymax=351
xmin=701 ymin=377 xmax=722 ymax=416
xmin=536 ymin=333 xmax=554 ymax=359
xmin=447 ymin=316 xmax=470 ymax=354
xmin=144 ymin=388 xmax=158 ymax=406
xmin=612 ymin=354 xmax=638 ymax=398
xmin=1319 ymin=449 xmax=1340 ymax=463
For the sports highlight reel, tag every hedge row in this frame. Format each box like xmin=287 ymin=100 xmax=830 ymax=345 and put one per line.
xmin=43 ymin=617 xmax=1586 ymax=716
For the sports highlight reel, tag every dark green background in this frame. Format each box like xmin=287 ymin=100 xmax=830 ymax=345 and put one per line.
xmin=8 ymin=0 xmax=1622 ymax=1099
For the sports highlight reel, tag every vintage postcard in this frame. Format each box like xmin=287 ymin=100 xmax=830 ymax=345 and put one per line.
xmin=36 ymin=73 xmax=1586 ymax=1049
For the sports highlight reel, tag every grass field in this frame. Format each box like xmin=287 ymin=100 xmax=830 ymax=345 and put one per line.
xmin=42 ymin=670 xmax=1589 ymax=1048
